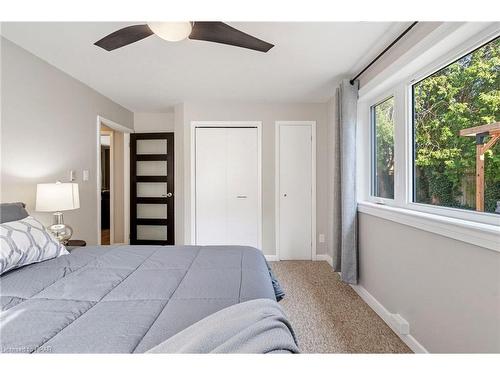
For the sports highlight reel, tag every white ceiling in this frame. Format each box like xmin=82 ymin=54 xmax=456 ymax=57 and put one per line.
xmin=1 ymin=22 xmax=408 ymax=112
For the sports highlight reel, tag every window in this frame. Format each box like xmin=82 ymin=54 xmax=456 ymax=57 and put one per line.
xmin=372 ymin=97 xmax=395 ymax=199
xmin=412 ymin=37 xmax=499 ymax=214
xmin=359 ymin=28 xmax=500 ymax=249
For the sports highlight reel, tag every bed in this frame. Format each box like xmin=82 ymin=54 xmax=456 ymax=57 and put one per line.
xmin=0 ymin=243 xmax=296 ymax=353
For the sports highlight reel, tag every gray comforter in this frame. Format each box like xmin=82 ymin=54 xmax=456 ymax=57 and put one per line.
xmin=0 ymin=245 xmax=283 ymax=353
xmin=148 ymin=298 xmax=299 ymax=353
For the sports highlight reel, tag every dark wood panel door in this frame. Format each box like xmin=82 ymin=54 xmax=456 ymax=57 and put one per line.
xmin=130 ymin=133 xmax=174 ymax=245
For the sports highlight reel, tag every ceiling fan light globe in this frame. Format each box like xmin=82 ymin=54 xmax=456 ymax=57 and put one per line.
xmin=147 ymin=22 xmax=192 ymax=42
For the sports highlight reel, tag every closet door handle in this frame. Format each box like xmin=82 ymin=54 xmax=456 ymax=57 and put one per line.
xmin=236 ymin=195 xmax=247 ymax=199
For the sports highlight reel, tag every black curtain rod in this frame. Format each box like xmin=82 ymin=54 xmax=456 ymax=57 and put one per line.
xmin=350 ymin=21 xmax=419 ymax=85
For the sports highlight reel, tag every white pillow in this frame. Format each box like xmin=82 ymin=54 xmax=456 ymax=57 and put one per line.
xmin=0 ymin=216 xmax=68 ymax=275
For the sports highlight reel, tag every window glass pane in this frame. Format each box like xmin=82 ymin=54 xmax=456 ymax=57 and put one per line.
xmin=136 ymin=161 xmax=167 ymax=176
xmin=137 ymin=225 xmax=167 ymax=241
xmin=372 ymin=97 xmax=395 ymax=199
xmin=136 ymin=139 xmax=167 ymax=154
xmin=413 ymin=38 xmax=499 ymax=213
xmin=137 ymin=204 xmax=167 ymax=219
xmin=137 ymin=182 xmax=167 ymax=197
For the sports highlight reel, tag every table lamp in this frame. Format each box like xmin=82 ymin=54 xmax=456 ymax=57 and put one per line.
xmin=36 ymin=181 xmax=80 ymax=244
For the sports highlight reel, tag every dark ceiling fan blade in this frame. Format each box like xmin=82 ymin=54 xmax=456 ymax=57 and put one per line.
xmin=95 ymin=24 xmax=154 ymax=51
xmin=189 ymin=22 xmax=274 ymax=53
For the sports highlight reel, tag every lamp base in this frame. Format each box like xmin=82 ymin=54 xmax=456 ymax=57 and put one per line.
xmin=48 ymin=212 xmax=73 ymax=245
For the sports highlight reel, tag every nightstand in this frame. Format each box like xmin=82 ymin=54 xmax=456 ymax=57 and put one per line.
xmin=65 ymin=240 xmax=86 ymax=252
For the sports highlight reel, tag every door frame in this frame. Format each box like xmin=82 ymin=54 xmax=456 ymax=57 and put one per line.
xmin=190 ymin=121 xmax=263 ymax=249
xmin=275 ymin=121 xmax=317 ymax=261
xmin=100 ymin=130 xmax=114 ymax=244
xmin=96 ymin=115 xmax=133 ymax=245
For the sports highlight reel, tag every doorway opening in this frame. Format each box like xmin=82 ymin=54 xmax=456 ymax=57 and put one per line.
xmin=100 ymin=132 xmax=112 ymax=244
xmin=97 ymin=116 xmax=132 ymax=245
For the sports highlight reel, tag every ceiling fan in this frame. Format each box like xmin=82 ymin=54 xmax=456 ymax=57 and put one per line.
xmin=94 ymin=22 xmax=274 ymax=53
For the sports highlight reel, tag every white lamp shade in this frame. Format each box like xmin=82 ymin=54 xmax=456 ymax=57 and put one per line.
xmin=147 ymin=22 xmax=192 ymax=42
xmin=36 ymin=182 xmax=80 ymax=212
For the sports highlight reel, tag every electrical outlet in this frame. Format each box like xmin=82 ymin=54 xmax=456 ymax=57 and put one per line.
xmin=319 ymin=234 xmax=325 ymax=243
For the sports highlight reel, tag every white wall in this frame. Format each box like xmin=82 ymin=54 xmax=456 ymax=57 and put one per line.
xmin=358 ymin=213 xmax=500 ymax=353
xmin=178 ymin=101 xmax=329 ymax=257
xmin=133 ymin=112 xmax=174 ymax=132
xmin=358 ymin=22 xmax=443 ymax=88
xmin=351 ymin=23 xmax=500 ymax=353
xmin=0 ymin=38 xmax=133 ymax=244
xmin=173 ymin=103 xmax=185 ymax=245
xmin=326 ymin=95 xmax=337 ymax=261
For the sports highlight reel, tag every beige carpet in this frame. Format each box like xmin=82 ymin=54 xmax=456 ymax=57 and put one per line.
xmin=270 ymin=261 xmax=412 ymax=353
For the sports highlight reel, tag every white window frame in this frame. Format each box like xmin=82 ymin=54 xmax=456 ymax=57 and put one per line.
xmin=370 ymin=93 xmax=397 ymax=204
xmin=357 ymin=23 xmax=500 ymax=252
xmin=404 ymin=35 xmax=500 ymax=225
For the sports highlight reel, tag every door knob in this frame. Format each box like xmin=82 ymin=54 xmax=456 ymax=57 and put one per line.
xmin=166 ymin=192 xmax=173 ymax=198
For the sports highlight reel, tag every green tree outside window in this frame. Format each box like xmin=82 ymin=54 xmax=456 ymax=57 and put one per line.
xmin=412 ymin=37 xmax=499 ymax=213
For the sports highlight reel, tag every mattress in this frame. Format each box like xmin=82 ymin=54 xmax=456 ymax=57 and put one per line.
xmin=0 ymin=245 xmax=276 ymax=353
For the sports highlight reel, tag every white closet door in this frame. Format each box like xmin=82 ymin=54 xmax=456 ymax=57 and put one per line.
xmin=195 ymin=127 xmax=259 ymax=247
xmin=279 ymin=125 xmax=312 ymax=260
xmin=226 ymin=128 xmax=259 ymax=247
xmin=195 ymin=128 xmax=227 ymax=245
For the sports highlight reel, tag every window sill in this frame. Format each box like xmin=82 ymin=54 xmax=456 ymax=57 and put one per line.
xmin=357 ymin=202 xmax=500 ymax=253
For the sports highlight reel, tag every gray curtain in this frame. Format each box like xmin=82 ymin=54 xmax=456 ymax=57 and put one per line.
xmin=332 ymin=79 xmax=359 ymax=284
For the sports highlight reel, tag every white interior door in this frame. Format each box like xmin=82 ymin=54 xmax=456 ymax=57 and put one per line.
xmin=195 ymin=127 xmax=259 ymax=247
xmin=278 ymin=124 xmax=313 ymax=260
xmin=195 ymin=128 xmax=227 ymax=245
xmin=226 ymin=128 xmax=259 ymax=246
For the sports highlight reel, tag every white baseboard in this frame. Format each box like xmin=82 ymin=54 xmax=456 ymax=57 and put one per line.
xmin=350 ymin=284 xmax=428 ymax=353
xmin=266 ymin=254 xmax=333 ymax=264
xmin=265 ymin=255 xmax=279 ymax=261
xmin=315 ymin=254 xmax=333 ymax=267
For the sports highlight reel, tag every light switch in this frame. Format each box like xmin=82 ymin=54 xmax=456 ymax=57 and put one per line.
xmin=83 ymin=169 xmax=89 ymax=181
xmin=319 ymin=234 xmax=325 ymax=243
